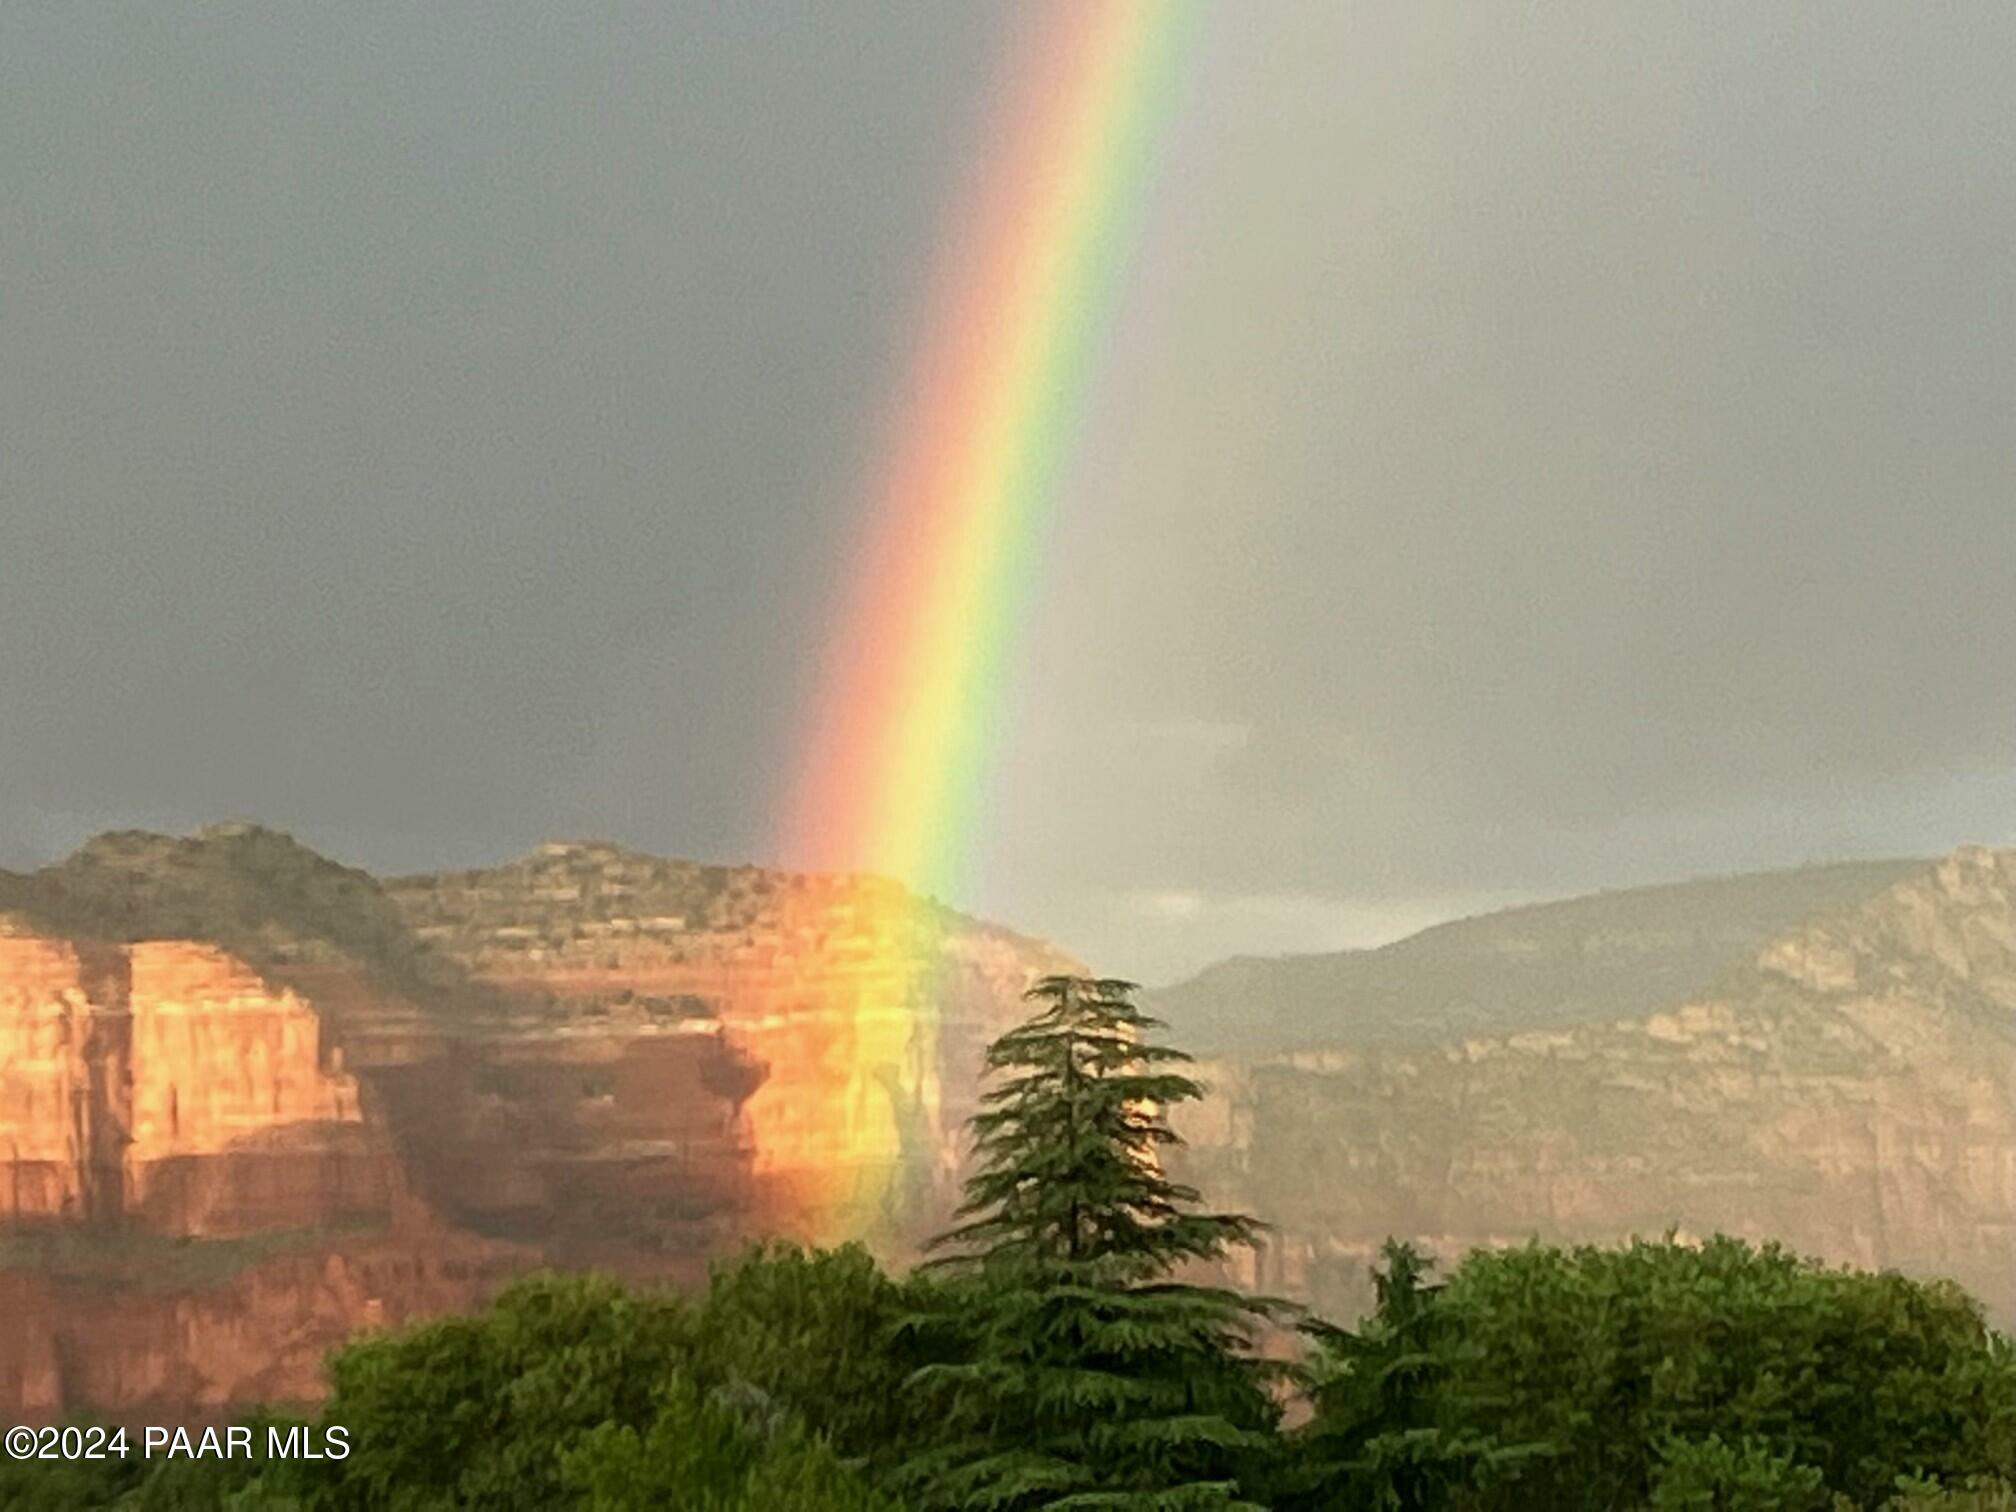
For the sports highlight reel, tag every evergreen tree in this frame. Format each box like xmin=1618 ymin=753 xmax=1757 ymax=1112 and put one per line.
xmin=1280 ymin=1239 xmax=1550 ymax=1510
xmin=898 ymin=975 xmax=1288 ymax=1510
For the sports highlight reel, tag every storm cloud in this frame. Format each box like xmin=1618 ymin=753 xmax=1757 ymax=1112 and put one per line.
xmin=4 ymin=3 xmax=2012 ymax=981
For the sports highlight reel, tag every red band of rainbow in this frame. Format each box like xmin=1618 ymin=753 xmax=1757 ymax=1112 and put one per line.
xmin=763 ymin=2 xmax=1198 ymax=1246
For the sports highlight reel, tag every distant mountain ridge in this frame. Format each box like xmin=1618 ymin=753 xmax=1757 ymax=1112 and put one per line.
xmin=1160 ymin=847 xmax=2016 ymax=1329
xmin=1147 ymin=859 xmax=1930 ymax=1054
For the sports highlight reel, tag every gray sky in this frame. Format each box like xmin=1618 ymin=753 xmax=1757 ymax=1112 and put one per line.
xmin=4 ymin=3 xmax=2013 ymax=984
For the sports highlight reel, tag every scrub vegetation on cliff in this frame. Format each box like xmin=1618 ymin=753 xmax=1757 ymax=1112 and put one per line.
xmin=5 ymin=977 xmax=2013 ymax=1510
xmin=0 ymin=1217 xmax=385 ymax=1291
xmin=0 ymin=825 xmax=450 ymax=1007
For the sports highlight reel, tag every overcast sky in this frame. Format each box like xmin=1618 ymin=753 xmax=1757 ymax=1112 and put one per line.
xmin=4 ymin=3 xmax=2013 ymax=983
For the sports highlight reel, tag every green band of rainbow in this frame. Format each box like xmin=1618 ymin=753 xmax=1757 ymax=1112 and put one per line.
xmin=763 ymin=2 xmax=1198 ymax=1245
xmin=783 ymin=0 xmax=1199 ymax=903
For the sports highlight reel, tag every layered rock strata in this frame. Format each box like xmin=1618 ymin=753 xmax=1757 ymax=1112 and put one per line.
xmin=0 ymin=826 xmax=1073 ymax=1418
xmin=0 ymin=932 xmax=392 ymax=1235
xmin=1168 ymin=848 xmax=2016 ymax=1327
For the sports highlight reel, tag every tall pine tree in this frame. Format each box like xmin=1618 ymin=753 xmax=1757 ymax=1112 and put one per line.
xmin=899 ymin=975 xmax=1288 ymax=1510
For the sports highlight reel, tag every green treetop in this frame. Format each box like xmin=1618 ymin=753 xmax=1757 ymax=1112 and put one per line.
xmin=933 ymin=975 xmax=1266 ymax=1277
xmin=900 ymin=974 xmax=1288 ymax=1510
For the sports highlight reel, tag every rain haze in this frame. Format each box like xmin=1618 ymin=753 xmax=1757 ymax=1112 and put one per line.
xmin=5 ymin=2 xmax=2014 ymax=984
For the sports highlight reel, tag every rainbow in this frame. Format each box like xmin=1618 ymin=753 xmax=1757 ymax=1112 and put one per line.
xmin=782 ymin=0 xmax=1198 ymax=897
xmin=763 ymin=2 xmax=1198 ymax=1246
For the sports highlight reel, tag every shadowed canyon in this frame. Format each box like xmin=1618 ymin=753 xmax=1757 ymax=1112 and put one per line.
xmin=4 ymin=826 xmax=2016 ymax=1419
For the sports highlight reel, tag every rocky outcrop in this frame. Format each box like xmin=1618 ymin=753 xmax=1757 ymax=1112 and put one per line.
xmin=0 ymin=930 xmax=111 ymax=1224
xmin=381 ymin=842 xmax=1074 ymax=1251
xmin=124 ymin=942 xmax=396 ymax=1236
xmin=0 ymin=826 xmax=1074 ymax=1419
xmin=0 ymin=928 xmax=397 ymax=1236
xmin=1166 ymin=848 xmax=2016 ymax=1327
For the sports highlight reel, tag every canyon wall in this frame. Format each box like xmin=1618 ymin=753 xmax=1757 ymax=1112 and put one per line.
xmin=1168 ymin=848 xmax=2016 ymax=1327
xmin=0 ymin=826 xmax=1073 ymax=1419
xmin=380 ymin=842 xmax=1072 ymax=1251
xmin=0 ymin=931 xmax=393 ymax=1235
xmin=11 ymin=823 xmax=2015 ymax=1417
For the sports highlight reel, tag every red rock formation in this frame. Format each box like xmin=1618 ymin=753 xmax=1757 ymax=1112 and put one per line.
xmin=0 ymin=1227 xmax=531 ymax=1421
xmin=123 ymin=942 xmax=397 ymax=1236
xmin=0 ymin=830 xmax=1075 ymax=1419
xmin=382 ymin=844 xmax=1075 ymax=1255
xmin=0 ymin=930 xmax=102 ymax=1223
xmin=0 ymin=928 xmax=397 ymax=1237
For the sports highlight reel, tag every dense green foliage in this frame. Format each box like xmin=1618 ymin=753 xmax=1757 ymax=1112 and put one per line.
xmin=901 ymin=975 xmax=1286 ymax=1509
xmin=0 ymin=1253 xmax=918 ymax=1511
xmin=5 ymin=977 xmax=2013 ymax=1510
xmin=13 ymin=1232 xmax=2007 ymax=1510
xmin=1278 ymin=1238 xmax=1554 ymax=1508
xmin=1287 ymin=1235 xmax=2016 ymax=1511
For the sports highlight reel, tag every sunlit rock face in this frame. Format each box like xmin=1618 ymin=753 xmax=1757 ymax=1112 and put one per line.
xmin=0 ymin=930 xmax=106 ymax=1223
xmin=0 ymin=826 xmax=1072 ymax=1419
xmin=379 ymin=841 xmax=1075 ymax=1253
xmin=1162 ymin=849 xmax=2016 ymax=1329
xmin=124 ymin=942 xmax=397 ymax=1235
xmin=0 ymin=929 xmax=396 ymax=1236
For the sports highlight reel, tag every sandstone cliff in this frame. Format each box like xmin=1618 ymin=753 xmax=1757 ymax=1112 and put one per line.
xmin=14 ymin=823 xmax=2012 ymax=1418
xmin=1160 ymin=849 xmax=2016 ymax=1327
xmin=376 ymin=840 xmax=1074 ymax=1253
xmin=0 ymin=825 xmax=1074 ymax=1418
